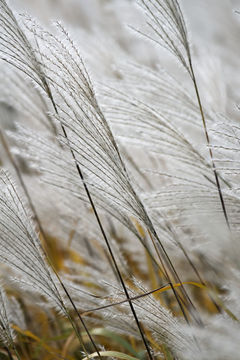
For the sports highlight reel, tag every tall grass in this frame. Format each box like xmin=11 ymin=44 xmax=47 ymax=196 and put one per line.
xmin=0 ymin=0 xmax=239 ymax=359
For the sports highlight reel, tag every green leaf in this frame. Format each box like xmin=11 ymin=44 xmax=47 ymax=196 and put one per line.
xmin=89 ymin=328 xmax=142 ymax=358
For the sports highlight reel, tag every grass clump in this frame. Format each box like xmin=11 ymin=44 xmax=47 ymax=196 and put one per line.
xmin=0 ymin=0 xmax=239 ymax=359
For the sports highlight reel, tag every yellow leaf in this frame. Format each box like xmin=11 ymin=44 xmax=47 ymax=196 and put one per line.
xmin=12 ymin=325 xmax=73 ymax=359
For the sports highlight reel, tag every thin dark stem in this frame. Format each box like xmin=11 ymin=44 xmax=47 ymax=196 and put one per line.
xmin=148 ymin=230 xmax=190 ymax=323
xmin=162 ymin=217 xmax=221 ymax=314
xmin=0 ymin=130 xmax=50 ymax=249
xmin=44 ymin=82 xmax=153 ymax=359
xmin=147 ymin=225 xmax=203 ymax=326
xmin=188 ymin=59 xmax=230 ymax=230
xmin=12 ymin=344 xmax=21 ymax=360
xmin=4 ymin=346 xmax=14 ymax=360
xmin=176 ymin=239 xmax=221 ymax=314
xmin=0 ymin=130 xmax=99 ymax=359
xmin=81 ymin=283 xmax=170 ymax=316
xmin=59 ymin=280 xmax=100 ymax=357
xmin=68 ymin=146 xmax=153 ymax=360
